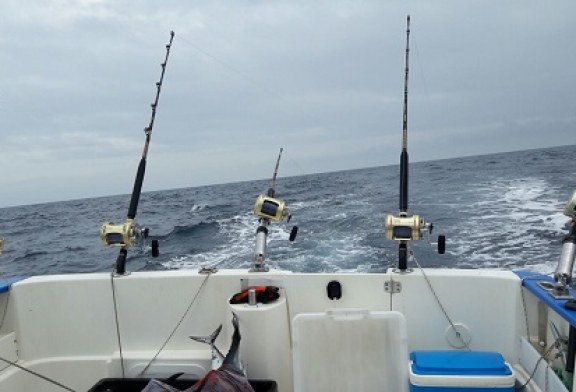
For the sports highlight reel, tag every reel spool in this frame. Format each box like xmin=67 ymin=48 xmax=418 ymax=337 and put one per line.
xmin=101 ymin=220 xmax=159 ymax=257
xmin=385 ymin=214 xmax=446 ymax=257
xmin=254 ymin=195 xmax=288 ymax=222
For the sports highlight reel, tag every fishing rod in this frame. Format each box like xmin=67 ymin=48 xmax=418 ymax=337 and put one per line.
xmin=101 ymin=31 xmax=175 ymax=275
xmin=268 ymin=147 xmax=283 ymax=198
xmin=400 ymin=15 xmax=410 ymax=214
xmin=252 ymin=148 xmax=298 ymax=272
xmin=385 ymin=16 xmax=444 ymax=271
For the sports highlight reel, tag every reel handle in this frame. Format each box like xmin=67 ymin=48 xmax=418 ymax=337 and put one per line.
xmin=438 ymin=235 xmax=446 ymax=254
xmin=289 ymin=226 xmax=298 ymax=242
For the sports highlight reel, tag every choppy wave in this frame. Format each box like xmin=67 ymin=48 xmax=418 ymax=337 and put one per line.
xmin=0 ymin=144 xmax=575 ymax=276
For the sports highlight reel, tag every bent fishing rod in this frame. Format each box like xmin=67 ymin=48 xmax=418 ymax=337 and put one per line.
xmin=385 ymin=16 xmax=445 ymax=271
xmin=101 ymin=31 xmax=175 ymax=275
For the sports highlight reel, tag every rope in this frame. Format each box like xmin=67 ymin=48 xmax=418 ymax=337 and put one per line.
xmin=515 ymin=272 xmax=557 ymax=392
xmin=139 ymin=272 xmax=211 ymax=376
xmin=411 ymin=251 xmax=471 ymax=351
xmin=0 ymin=275 xmax=78 ymax=390
xmin=0 ymin=355 xmax=77 ymax=392
xmin=515 ymin=338 xmax=559 ymax=391
xmin=110 ymin=273 xmax=126 ymax=378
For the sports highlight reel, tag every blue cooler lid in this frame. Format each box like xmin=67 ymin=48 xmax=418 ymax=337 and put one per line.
xmin=410 ymin=351 xmax=512 ymax=376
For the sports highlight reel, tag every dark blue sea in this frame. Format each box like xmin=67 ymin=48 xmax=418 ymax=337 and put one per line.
xmin=0 ymin=144 xmax=574 ymax=277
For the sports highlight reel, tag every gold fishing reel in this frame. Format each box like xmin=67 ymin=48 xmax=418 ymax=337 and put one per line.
xmin=385 ymin=214 xmax=424 ymax=241
xmin=385 ymin=213 xmax=445 ymax=254
xmin=101 ymin=219 xmax=140 ymax=248
xmin=254 ymin=195 xmax=288 ymax=222
xmin=101 ymin=219 xmax=159 ymax=256
xmin=101 ymin=219 xmax=137 ymax=247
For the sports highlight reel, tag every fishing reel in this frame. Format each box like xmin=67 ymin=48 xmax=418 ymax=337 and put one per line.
xmin=0 ymin=237 xmax=4 ymax=255
xmin=252 ymin=195 xmax=298 ymax=272
xmin=101 ymin=219 xmax=159 ymax=257
xmin=385 ymin=213 xmax=445 ymax=257
xmin=254 ymin=195 xmax=288 ymax=222
xmin=385 ymin=214 xmax=423 ymax=241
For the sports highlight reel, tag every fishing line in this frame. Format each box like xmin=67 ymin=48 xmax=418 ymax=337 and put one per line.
xmin=139 ymin=272 xmax=212 ymax=376
xmin=101 ymin=30 xmax=175 ymax=381
xmin=281 ymin=149 xmax=313 ymax=180
xmin=110 ymin=272 xmax=126 ymax=378
xmin=410 ymin=30 xmax=434 ymax=112
xmin=175 ymin=35 xmax=283 ymax=100
xmin=0 ymin=355 xmax=77 ymax=392
xmin=411 ymin=250 xmax=471 ymax=351
xmin=515 ymin=337 xmax=559 ymax=392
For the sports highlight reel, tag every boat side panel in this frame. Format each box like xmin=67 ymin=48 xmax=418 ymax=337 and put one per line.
xmin=391 ymin=270 xmax=522 ymax=362
xmin=10 ymin=274 xmax=119 ymax=360
xmin=284 ymin=274 xmax=392 ymax=315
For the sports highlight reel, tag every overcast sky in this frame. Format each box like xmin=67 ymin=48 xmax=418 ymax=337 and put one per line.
xmin=1 ymin=0 xmax=574 ymax=207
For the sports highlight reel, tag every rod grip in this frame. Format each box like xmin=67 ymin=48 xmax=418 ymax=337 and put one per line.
xmin=115 ymin=249 xmax=128 ymax=275
xmin=128 ymin=158 xmax=147 ymax=219
xmin=399 ymin=150 xmax=409 ymax=212
xmin=399 ymin=242 xmax=408 ymax=270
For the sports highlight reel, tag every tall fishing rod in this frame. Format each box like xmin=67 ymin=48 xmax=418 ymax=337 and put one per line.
xmin=385 ymin=16 xmax=444 ymax=271
xmin=101 ymin=31 xmax=175 ymax=275
xmin=396 ymin=15 xmax=411 ymax=270
xmin=400 ymin=15 xmax=410 ymax=214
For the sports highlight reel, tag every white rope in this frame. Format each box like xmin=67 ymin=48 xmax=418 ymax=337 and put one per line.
xmin=411 ymin=251 xmax=471 ymax=351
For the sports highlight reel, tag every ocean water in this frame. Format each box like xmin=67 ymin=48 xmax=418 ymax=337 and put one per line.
xmin=0 ymin=144 xmax=574 ymax=277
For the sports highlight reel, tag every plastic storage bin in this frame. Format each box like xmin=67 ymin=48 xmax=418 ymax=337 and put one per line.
xmin=409 ymin=351 xmax=515 ymax=392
